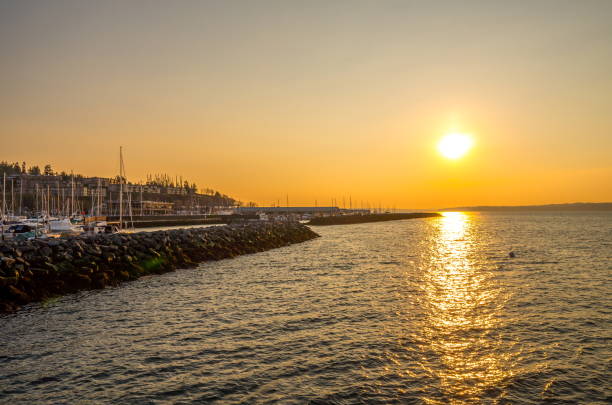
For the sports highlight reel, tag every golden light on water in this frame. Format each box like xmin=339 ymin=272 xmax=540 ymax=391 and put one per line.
xmin=419 ymin=212 xmax=515 ymax=404
xmin=438 ymin=133 xmax=474 ymax=159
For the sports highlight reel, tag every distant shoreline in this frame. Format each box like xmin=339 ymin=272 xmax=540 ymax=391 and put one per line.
xmin=437 ymin=202 xmax=612 ymax=212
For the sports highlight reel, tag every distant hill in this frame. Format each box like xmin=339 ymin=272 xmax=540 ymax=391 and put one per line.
xmin=438 ymin=202 xmax=612 ymax=212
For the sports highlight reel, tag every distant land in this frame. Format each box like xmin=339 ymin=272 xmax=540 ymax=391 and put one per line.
xmin=438 ymin=202 xmax=612 ymax=212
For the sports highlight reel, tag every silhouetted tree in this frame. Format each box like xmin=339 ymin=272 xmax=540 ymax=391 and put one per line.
xmin=0 ymin=161 xmax=23 ymax=175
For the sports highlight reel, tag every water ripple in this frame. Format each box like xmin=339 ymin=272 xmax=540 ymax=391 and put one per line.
xmin=1 ymin=212 xmax=610 ymax=404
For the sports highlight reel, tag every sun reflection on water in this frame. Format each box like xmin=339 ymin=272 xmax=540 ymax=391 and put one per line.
xmin=417 ymin=212 xmax=513 ymax=404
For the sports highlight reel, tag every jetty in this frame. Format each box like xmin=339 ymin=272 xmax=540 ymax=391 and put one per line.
xmin=0 ymin=222 xmax=319 ymax=313
xmin=307 ymin=212 xmax=441 ymax=226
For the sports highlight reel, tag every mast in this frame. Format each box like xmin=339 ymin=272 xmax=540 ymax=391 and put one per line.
xmin=71 ymin=171 xmax=75 ymax=216
xmin=11 ymin=179 xmax=14 ymax=216
xmin=2 ymin=172 xmax=5 ymax=220
xmin=128 ymin=190 xmax=134 ymax=229
xmin=90 ymin=183 xmax=94 ymax=215
xmin=97 ymin=178 xmax=101 ymax=216
xmin=1 ymin=173 xmax=4 ymax=238
xmin=19 ymin=175 xmax=22 ymax=216
xmin=119 ymin=147 xmax=123 ymax=230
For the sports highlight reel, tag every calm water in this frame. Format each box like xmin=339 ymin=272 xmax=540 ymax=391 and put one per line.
xmin=1 ymin=212 xmax=610 ymax=404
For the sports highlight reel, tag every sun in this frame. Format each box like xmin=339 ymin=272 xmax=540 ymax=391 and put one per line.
xmin=438 ymin=133 xmax=474 ymax=159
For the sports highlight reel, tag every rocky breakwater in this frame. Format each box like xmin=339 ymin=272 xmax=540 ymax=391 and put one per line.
xmin=0 ymin=222 xmax=319 ymax=313
xmin=308 ymin=212 xmax=441 ymax=226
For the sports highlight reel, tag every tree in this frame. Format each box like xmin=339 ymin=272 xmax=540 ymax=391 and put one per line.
xmin=0 ymin=161 xmax=23 ymax=175
xmin=28 ymin=165 xmax=41 ymax=175
xmin=21 ymin=162 xmax=26 ymax=173
xmin=113 ymin=175 xmax=126 ymax=184
xmin=43 ymin=164 xmax=53 ymax=176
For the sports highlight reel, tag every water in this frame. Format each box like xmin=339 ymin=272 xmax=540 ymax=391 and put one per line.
xmin=1 ymin=212 xmax=610 ymax=404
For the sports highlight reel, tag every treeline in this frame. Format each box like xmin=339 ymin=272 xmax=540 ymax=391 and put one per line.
xmin=1 ymin=161 xmax=59 ymax=176
xmin=0 ymin=161 xmax=86 ymax=180
xmin=145 ymin=173 xmax=197 ymax=192
xmin=0 ymin=161 xmax=237 ymax=206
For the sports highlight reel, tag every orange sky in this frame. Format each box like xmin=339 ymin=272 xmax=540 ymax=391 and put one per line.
xmin=1 ymin=1 xmax=611 ymax=208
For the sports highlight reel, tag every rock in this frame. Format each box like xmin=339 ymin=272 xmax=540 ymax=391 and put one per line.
xmin=69 ymin=274 xmax=92 ymax=289
xmin=0 ymin=276 xmax=17 ymax=287
xmin=1 ymin=257 xmax=16 ymax=269
xmin=0 ymin=222 xmax=319 ymax=313
xmin=30 ymin=268 xmax=49 ymax=276
xmin=44 ymin=262 xmax=59 ymax=272
xmin=7 ymin=285 xmax=30 ymax=303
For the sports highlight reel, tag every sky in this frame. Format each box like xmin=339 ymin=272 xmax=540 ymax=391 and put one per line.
xmin=1 ymin=0 xmax=611 ymax=209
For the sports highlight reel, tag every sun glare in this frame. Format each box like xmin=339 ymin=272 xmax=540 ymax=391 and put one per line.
xmin=438 ymin=133 xmax=474 ymax=159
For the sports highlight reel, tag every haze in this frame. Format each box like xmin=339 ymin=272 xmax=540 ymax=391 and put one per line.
xmin=1 ymin=0 xmax=611 ymax=208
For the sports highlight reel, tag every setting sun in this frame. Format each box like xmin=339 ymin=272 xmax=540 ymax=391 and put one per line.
xmin=438 ymin=133 xmax=474 ymax=160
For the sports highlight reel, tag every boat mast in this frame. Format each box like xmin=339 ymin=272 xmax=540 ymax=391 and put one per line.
xmin=11 ymin=179 xmax=14 ymax=216
xmin=2 ymin=172 xmax=5 ymax=220
xmin=1 ymin=173 xmax=4 ymax=237
xmin=19 ymin=175 xmax=22 ymax=216
xmin=128 ymin=190 xmax=134 ymax=229
xmin=119 ymin=146 xmax=124 ymax=230
xmin=71 ymin=171 xmax=75 ymax=216
xmin=57 ymin=180 xmax=60 ymax=217
xmin=97 ymin=178 xmax=101 ymax=216
xmin=90 ymin=184 xmax=94 ymax=215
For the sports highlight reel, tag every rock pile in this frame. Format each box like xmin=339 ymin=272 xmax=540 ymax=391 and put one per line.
xmin=308 ymin=212 xmax=441 ymax=226
xmin=0 ymin=222 xmax=319 ymax=313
